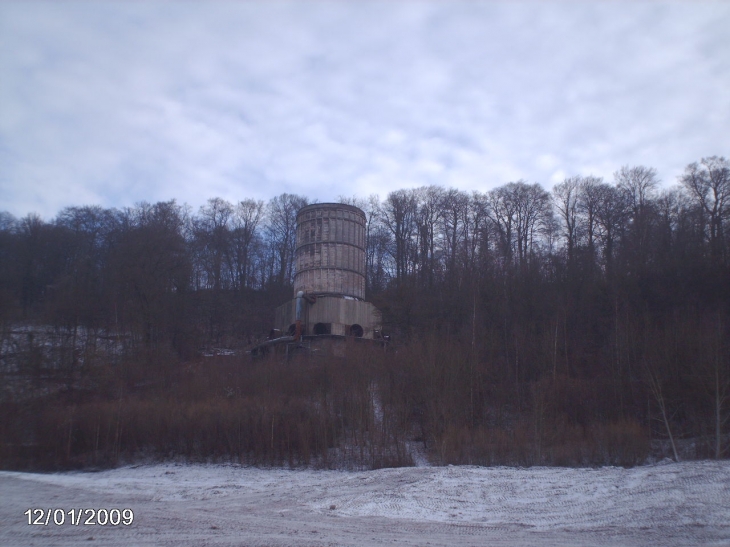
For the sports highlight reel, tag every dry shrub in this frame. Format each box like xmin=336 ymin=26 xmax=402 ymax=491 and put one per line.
xmin=435 ymin=421 xmax=535 ymax=466
xmin=431 ymin=414 xmax=649 ymax=468
xmin=589 ymin=419 xmax=649 ymax=466
xmin=0 ymin=344 xmax=410 ymax=470
xmin=0 ymin=338 xmax=653 ymax=471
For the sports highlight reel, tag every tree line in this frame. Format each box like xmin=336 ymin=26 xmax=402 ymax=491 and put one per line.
xmin=0 ymin=193 xmax=310 ymax=355
xmin=0 ymin=156 xmax=728 ymax=468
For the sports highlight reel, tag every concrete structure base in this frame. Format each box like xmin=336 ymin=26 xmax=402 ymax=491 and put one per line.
xmin=274 ymin=295 xmax=383 ymax=340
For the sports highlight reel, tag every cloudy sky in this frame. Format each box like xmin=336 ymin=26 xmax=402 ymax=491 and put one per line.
xmin=1 ymin=1 xmax=728 ymax=219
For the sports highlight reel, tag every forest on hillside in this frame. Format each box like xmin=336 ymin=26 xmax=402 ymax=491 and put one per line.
xmin=0 ymin=157 xmax=728 ymax=469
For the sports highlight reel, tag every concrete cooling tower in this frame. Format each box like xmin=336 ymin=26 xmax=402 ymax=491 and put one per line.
xmin=253 ymin=203 xmax=384 ymax=357
xmin=294 ymin=203 xmax=366 ymax=300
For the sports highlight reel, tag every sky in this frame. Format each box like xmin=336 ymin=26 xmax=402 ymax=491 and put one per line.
xmin=1 ymin=1 xmax=729 ymax=220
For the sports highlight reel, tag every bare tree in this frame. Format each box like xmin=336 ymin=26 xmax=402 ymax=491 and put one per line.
xmin=266 ymin=193 xmax=308 ymax=286
xmin=379 ymin=189 xmax=418 ymax=284
xmin=114 ymin=201 xmax=191 ymax=349
xmin=615 ymin=166 xmax=659 ymax=269
xmin=680 ymin=156 xmax=730 ymax=264
xmin=615 ymin=165 xmax=659 ymax=215
xmin=54 ymin=205 xmax=121 ymax=319
xmin=338 ymin=194 xmax=386 ymax=296
xmin=486 ymin=185 xmax=518 ymax=266
xmin=578 ymin=176 xmax=604 ymax=260
xmin=645 ymin=361 xmax=680 ymax=462
xmin=411 ymin=186 xmax=444 ymax=287
xmin=697 ymin=313 xmax=730 ymax=459
xmin=593 ymin=183 xmax=627 ymax=277
xmin=486 ymin=181 xmax=553 ymax=272
xmin=463 ymin=192 xmax=490 ymax=278
xmin=0 ymin=212 xmax=19 ymax=329
xmin=193 ymin=198 xmax=234 ymax=291
xmin=552 ymin=177 xmax=581 ymax=264
xmin=440 ymin=188 xmax=469 ymax=283
xmin=230 ymin=199 xmax=264 ymax=290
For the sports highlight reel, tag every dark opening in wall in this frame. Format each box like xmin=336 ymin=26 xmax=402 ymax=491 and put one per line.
xmin=313 ymin=322 xmax=331 ymax=335
xmin=349 ymin=324 xmax=364 ymax=337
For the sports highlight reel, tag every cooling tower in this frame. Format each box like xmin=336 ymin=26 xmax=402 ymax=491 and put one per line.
xmin=256 ymin=201 xmax=384 ymax=357
xmin=293 ymin=203 xmax=366 ymax=300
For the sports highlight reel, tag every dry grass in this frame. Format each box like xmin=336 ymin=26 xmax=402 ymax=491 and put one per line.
xmin=1 ymin=338 xmax=652 ymax=470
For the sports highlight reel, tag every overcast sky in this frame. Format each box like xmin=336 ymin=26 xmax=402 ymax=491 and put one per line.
xmin=1 ymin=1 xmax=728 ymax=219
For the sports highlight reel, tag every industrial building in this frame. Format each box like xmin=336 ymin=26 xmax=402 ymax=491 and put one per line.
xmin=252 ymin=203 xmax=385 ymax=357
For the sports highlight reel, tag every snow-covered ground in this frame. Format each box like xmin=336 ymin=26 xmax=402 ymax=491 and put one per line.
xmin=2 ymin=460 xmax=729 ymax=546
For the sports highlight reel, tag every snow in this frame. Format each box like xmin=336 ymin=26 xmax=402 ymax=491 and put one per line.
xmin=1 ymin=460 xmax=729 ymax=546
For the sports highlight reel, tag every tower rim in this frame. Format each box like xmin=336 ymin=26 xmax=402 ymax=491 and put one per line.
xmin=297 ymin=202 xmax=366 ymax=219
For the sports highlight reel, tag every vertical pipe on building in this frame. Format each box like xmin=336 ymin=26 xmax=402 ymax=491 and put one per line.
xmin=295 ymin=291 xmax=304 ymax=341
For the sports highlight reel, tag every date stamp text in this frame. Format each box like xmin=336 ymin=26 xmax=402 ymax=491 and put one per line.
xmin=24 ymin=508 xmax=134 ymax=526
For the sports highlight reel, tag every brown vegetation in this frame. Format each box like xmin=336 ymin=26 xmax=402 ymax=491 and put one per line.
xmin=0 ymin=341 xmax=653 ymax=470
xmin=1 ymin=157 xmax=729 ymax=469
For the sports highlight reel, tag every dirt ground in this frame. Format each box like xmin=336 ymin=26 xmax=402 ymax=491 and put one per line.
xmin=1 ymin=460 xmax=729 ymax=546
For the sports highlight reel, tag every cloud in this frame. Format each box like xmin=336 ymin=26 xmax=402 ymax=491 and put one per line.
xmin=0 ymin=1 xmax=728 ymax=219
